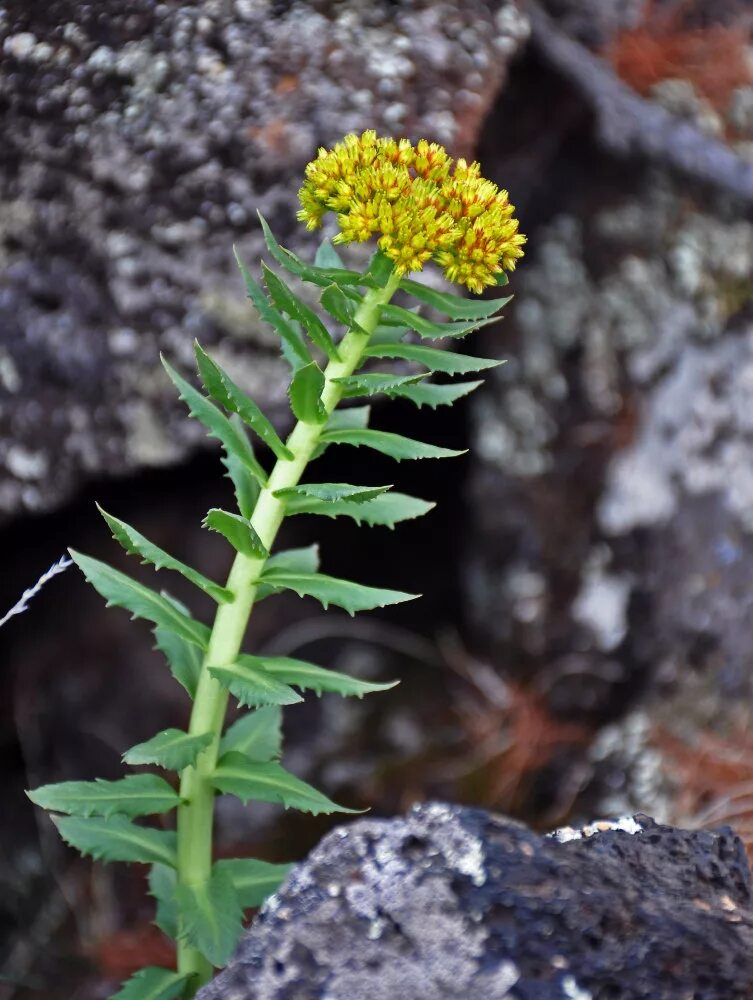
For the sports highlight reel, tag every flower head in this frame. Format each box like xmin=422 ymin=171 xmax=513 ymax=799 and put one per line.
xmin=297 ymin=131 xmax=525 ymax=292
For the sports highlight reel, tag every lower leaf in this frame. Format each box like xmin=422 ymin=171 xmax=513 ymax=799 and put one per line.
xmin=220 ymin=706 xmax=283 ymax=761
xmin=54 ymin=815 xmax=178 ymax=868
xmin=175 ymin=866 xmax=244 ymax=968
xmin=209 ymin=657 xmax=303 ymax=708
xmin=28 ymin=774 xmax=180 ymax=819
xmin=215 ymin=857 xmax=294 ymax=908
xmin=123 ymin=729 xmax=213 ymax=771
xmin=111 ymin=966 xmax=189 ymax=1000
xmin=239 ymin=655 xmax=397 ymax=699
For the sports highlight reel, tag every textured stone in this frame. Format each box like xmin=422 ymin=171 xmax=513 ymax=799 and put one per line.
xmin=198 ymin=802 xmax=753 ymax=999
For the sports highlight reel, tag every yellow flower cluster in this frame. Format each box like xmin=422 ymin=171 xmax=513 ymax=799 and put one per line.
xmin=297 ymin=131 xmax=526 ymax=293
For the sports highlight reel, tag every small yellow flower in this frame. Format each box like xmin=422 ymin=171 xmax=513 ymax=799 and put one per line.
xmin=297 ymin=131 xmax=525 ymax=291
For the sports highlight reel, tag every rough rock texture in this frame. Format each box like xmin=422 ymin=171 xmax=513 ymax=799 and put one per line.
xmin=0 ymin=0 xmax=529 ymax=520
xmin=198 ymin=802 xmax=753 ymax=1000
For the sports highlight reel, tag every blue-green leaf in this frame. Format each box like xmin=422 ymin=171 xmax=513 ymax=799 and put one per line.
xmin=383 ymin=379 xmax=483 ymax=409
xmin=28 ymin=775 xmax=180 ymax=819
xmin=149 ymin=864 xmax=178 ymax=939
xmin=320 ymin=283 xmax=357 ymax=326
xmin=213 ymin=752 xmax=360 ymax=814
xmin=369 ymin=323 xmax=409 ymax=345
xmin=264 ymin=544 xmax=320 ymax=575
xmin=367 ymin=250 xmax=395 ymax=289
xmin=258 ymin=213 xmax=368 ymax=289
xmin=274 ymin=483 xmax=391 ymax=504
xmin=326 ymin=405 xmax=371 ymax=431
xmin=70 ymin=551 xmax=210 ymax=650
xmin=258 ymin=569 xmax=419 ymax=615
xmin=399 ymin=279 xmax=511 ymax=319
xmin=162 ymin=356 xmax=268 ymax=486
xmin=97 ymin=506 xmax=233 ymax=605
xmin=203 ymin=509 xmax=268 ymax=559
xmin=194 ymin=343 xmax=293 ymax=461
xmin=333 ymin=372 xmax=426 ymax=398
xmin=54 ymin=815 xmax=177 ymax=867
xmin=289 ymin=361 xmax=326 ymax=424
xmin=215 ymin=857 xmax=293 ymax=908
xmin=379 ymin=303 xmax=506 ymax=339
xmin=220 ymin=706 xmax=282 ymax=761
xmin=209 ymin=656 xmax=303 ymax=708
xmin=240 ymin=655 xmax=397 ymax=698
xmin=154 ymin=626 xmax=203 ymax=699
xmin=111 ymin=967 xmax=188 ymax=1000
xmin=262 ymin=263 xmax=340 ymax=362
xmin=317 ymin=428 xmax=466 ymax=461
xmin=123 ymin=729 xmax=213 ymax=771
xmin=284 ymin=491 xmax=434 ymax=528
xmin=363 ymin=342 xmax=504 ymax=375
xmin=175 ymin=865 xmax=244 ymax=967
xmin=315 ymin=238 xmax=345 ymax=269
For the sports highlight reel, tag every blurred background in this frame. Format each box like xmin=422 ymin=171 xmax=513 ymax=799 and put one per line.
xmin=2 ymin=0 xmax=753 ymax=996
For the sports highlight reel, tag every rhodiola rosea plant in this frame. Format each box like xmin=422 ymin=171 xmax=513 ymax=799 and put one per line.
xmin=28 ymin=131 xmax=525 ymax=999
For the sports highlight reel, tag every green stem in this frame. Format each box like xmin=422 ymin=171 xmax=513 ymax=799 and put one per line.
xmin=175 ymin=269 xmax=401 ymax=990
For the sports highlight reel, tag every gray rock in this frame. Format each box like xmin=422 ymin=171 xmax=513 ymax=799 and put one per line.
xmin=198 ymin=802 xmax=753 ymax=999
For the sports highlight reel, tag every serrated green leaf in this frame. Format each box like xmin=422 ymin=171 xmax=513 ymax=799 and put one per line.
xmin=367 ymin=250 xmax=395 ymax=289
xmin=262 ymin=263 xmax=340 ymax=362
xmin=315 ymin=238 xmax=345 ymax=270
xmin=284 ymin=490 xmax=435 ymax=528
xmin=215 ymin=857 xmax=293 ymax=908
xmin=149 ymin=864 xmax=178 ymax=939
xmin=175 ymin=866 xmax=244 ymax=967
xmin=320 ymin=283 xmax=357 ymax=326
xmin=333 ymin=372 xmax=426 ymax=399
xmin=97 ymin=506 xmax=233 ymax=605
xmin=363 ymin=342 xmax=504 ymax=375
xmin=326 ymin=405 xmax=371 ymax=431
xmin=379 ymin=303 xmax=507 ymax=339
xmin=162 ymin=356 xmax=268 ymax=485
xmin=264 ymin=544 xmax=320 ymax=574
xmin=70 ymin=551 xmax=209 ymax=650
xmin=154 ymin=626 xmax=203 ymax=699
xmin=209 ymin=656 xmax=303 ymax=708
xmin=289 ymin=361 xmax=326 ymax=424
xmin=123 ymin=729 xmax=213 ymax=771
xmin=213 ymin=752 xmax=360 ymax=815
xmin=258 ymin=569 xmax=418 ymax=615
xmin=28 ymin=774 xmax=180 ymax=819
xmin=233 ymin=245 xmax=312 ymax=368
xmin=194 ymin=343 xmax=293 ymax=461
xmin=369 ymin=323 xmax=409 ymax=345
xmin=223 ymin=451 xmax=260 ymax=522
xmin=317 ymin=428 xmax=466 ymax=461
xmin=399 ymin=279 xmax=512 ymax=320
xmin=54 ymin=815 xmax=177 ymax=867
xmin=240 ymin=655 xmax=397 ymax=698
xmin=258 ymin=213 xmax=369 ymax=289
xmin=220 ymin=706 xmax=282 ymax=761
xmin=110 ymin=967 xmax=188 ymax=1000
xmin=496 ymin=271 xmax=510 ymax=287
xmin=385 ymin=379 xmax=483 ymax=408
xmin=274 ymin=483 xmax=391 ymax=504
xmin=203 ymin=509 xmax=268 ymax=559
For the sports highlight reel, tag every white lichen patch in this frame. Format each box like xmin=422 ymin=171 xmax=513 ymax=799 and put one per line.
xmin=549 ymin=815 xmax=644 ymax=843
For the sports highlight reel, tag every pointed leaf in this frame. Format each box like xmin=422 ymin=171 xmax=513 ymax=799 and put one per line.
xmin=215 ymin=858 xmax=293 ymax=908
xmin=194 ymin=343 xmax=292 ymax=461
xmin=241 ymin=655 xmax=397 ymax=698
xmin=370 ymin=323 xmax=409 ymax=345
xmin=175 ymin=865 xmax=244 ymax=967
xmin=326 ymin=405 xmax=371 ymax=431
xmin=98 ymin=506 xmax=233 ymax=605
xmin=149 ymin=864 xmax=178 ymax=939
xmin=123 ymin=729 xmax=213 ymax=771
xmin=258 ymin=213 xmax=369 ymax=288
xmin=379 ymin=303 xmax=506 ymax=339
xmin=162 ymin=356 xmax=268 ymax=485
xmin=222 ymin=416 xmax=261 ymax=520
xmin=258 ymin=569 xmax=418 ymax=615
xmin=154 ymin=626 xmax=202 ymax=699
xmin=496 ymin=271 xmax=510 ymax=286
xmin=363 ymin=342 xmax=504 ymax=375
xmin=320 ymin=283 xmax=357 ymax=326
xmin=203 ymin=508 xmax=268 ymax=559
xmin=318 ymin=428 xmax=466 ymax=461
xmin=274 ymin=483 xmax=391 ymax=504
xmin=289 ymin=361 xmax=326 ymax=424
xmin=233 ymin=245 xmax=312 ymax=367
xmin=220 ymin=706 xmax=282 ymax=761
xmin=111 ymin=967 xmax=188 ymax=1000
xmin=262 ymin=263 xmax=340 ymax=362
xmin=367 ymin=250 xmax=395 ymax=289
xmin=209 ymin=656 xmax=303 ymax=708
xmin=70 ymin=551 xmax=210 ymax=650
xmin=385 ymin=380 xmax=483 ymax=409
xmin=213 ymin=752 xmax=360 ymax=815
xmin=284 ymin=490 xmax=435 ymax=528
xmin=333 ymin=372 xmax=426 ymax=399
xmin=399 ymin=279 xmax=512 ymax=319
xmin=28 ymin=775 xmax=180 ymax=819
xmin=54 ymin=814 xmax=177 ymax=867
xmin=264 ymin=544 xmax=320 ymax=574
xmin=315 ymin=238 xmax=345 ymax=269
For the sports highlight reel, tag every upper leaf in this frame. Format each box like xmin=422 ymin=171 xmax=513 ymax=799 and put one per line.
xmin=214 ymin=857 xmax=293 ymax=908
xmin=317 ymin=428 xmax=466 ymax=461
xmin=258 ymin=212 xmax=368 ymax=289
xmin=262 ymin=263 xmax=341 ymax=362
xmin=54 ymin=814 xmax=178 ymax=867
xmin=203 ymin=508 xmax=269 ymax=559
xmin=320 ymin=283 xmax=358 ymax=327
xmin=258 ymin=569 xmax=419 ymax=615
xmin=220 ymin=706 xmax=283 ymax=761
xmin=399 ymin=278 xmax=511 ymax=320
xmin=242 ymin=654 xmax=397 ymax=698
xmin=333 ymin=372 xmax=426 ymax=399
xmin=274 ymin=483 xmax=391 ymax=504
xmin=362 ymin=342 xmax=504 ymax=375
xmin=28 ymin=774 xmax=180 ymax=819
xmin=195 ymin=343 xmax=293 ymax=461
xmin=284 ymin=490 xmax=434 ymax=529
xmin=123 ymin=729 xmax=213 ymax=771
xmin=110 ymin=967 xmax=189 ymax=1000
xmin=70 ymin=551 xmax=210 ymax=650
xmin=254 ymin=544 xmax=321 ymax=602
xmin=175 ymin=865 xmax=244 ymax=968
xmin=382 ymin=379 xmax=483 ymax=409
xmin=366 ymin=250 xmax=395 ymax=289
xmin=379 ymin=303 xmax=506 ymax=339
xmin=209 ymin=655 xmax=303 ymax=709
xmin=289 ymin=361 xmax=326 ymax=424
xmin=212 ymin=752 xmax=360 ymax=814
xmin=154 ymin=625 xmax=203 ymax=699
xmin=98 ymin=506 xmax=234 ymax=605
xmin=314 ymin=238 xmax=346 ymax=270
xmin=162 ymin=356 xmax=268 ymax=485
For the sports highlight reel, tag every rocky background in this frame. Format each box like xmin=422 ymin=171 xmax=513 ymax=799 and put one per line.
xmin=1 ymin=0 xmax=753 ymax=996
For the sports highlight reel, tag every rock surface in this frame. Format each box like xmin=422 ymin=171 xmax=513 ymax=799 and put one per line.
xmin=198 ymin=802 xmax=753 ymax=1000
